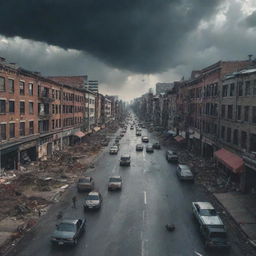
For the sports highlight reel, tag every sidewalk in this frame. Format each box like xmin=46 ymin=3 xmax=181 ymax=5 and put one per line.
xmin=214 ymin=192 xmax=256 ymax=243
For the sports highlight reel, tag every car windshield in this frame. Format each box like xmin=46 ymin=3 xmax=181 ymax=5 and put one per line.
xmin=57 ymin=223 xmax=75 ymax=232
xmin=121 ymin=156 xmax=130 ymax=160
xmin=210 ymin=232 xmax=227 ymax=239
xmin=87 ymin=195 xmax=99 ymax=200
xmin=200 ymin=209 xmax=217 ymax=216
xmin=109 ymin=177 xmax=121 ymax=182
xmin=79 ymin=177 xmax=90 ymax=183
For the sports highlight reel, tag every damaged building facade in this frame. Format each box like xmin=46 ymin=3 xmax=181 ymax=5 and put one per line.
xmin=133 ymin=59 xmax=256 ymax=192
xmin=0 ymin=59 xmax=123 ymax=171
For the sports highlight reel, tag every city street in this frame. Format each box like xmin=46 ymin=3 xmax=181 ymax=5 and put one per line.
xmin=6 ymin=123 xmax=247 ymax=256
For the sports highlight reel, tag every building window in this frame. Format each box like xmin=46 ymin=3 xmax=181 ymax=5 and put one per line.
xmin=221 ymin=105 xmax=225 ymax=118
xmin=250 ymin=134 xmax=256 ymax=151
xmin=52 ymin=104 xmax=55 ymax=114
xmin=0 ymin=124 xmax=6 ymax=140
xmin=0 ymin=76 xmax=5 ymax=91
xmin=52 ymin=89 xmax=55 ymax=99
xmin=238 ymin=81 xmax=243 ymax=96
xmin=9 ymin=101 xmax=15 ymax=113
xmin=253 ymin=80 xmax=256 ymax=95
xmin=9 ymin=79 xmax=14 ymax=93
xmin=237 ymin=105 xmax=241 ymax=120
xmin=230 ymin=83 xmax=235 ymax=96
xmin=244 ymin=106 xmax=249 ymax=122
xmin=9 ymin=123 xmax=15 ymax=138
xmin=28 ymin=83 xmax=33 ymax=96
xmin=227 ymin=127 xmax=231 ymax=142
xmin=19 ymin=81 xmax=25 ymax=95
xmin=52 ymin=120 xmax=55 ymax=130
xmin=241 ymin=131 xmax=247 ymax=149
xmin=19 ymin=122 xmax=25 ymax=136
xmin=245 ymin=81 xmax=251 ymax=96
xmin=0 ymin=100 xmax=6 ymax=114
xmin=222 ymin=84 xmax=228 ymax=97
xmin=20 ymin=101 xmax=25 ymax=114
xmin=221 ymin=126 xmax=225 ymax=139
xmin=227 ymin=105 xmax=233 ymax=119
xmin=29 ymin=121 xmax=34 ymax=134
xmin=233 ymin=129 xmax=238 ymax=145
xmin=252 ymin=106 xmax=256 ymax=123
xmin=29 ymin=102 xmax=34 ymax=114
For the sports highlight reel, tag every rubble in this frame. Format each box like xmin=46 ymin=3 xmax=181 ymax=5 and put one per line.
xmin=0 ymin=124 xmax=119 ymax=253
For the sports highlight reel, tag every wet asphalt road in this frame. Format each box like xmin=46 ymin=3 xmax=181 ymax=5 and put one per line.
xmin=7 ymin=125 xmax=243 ymax=256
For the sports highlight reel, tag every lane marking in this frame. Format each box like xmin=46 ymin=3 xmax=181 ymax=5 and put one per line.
xmin=142 ymin=210 xmax=145 ymax=223
xmin=144 ymin=191 xmax=147 ymax=205
xmin=141 ymin=240 xmax=145 ymax=256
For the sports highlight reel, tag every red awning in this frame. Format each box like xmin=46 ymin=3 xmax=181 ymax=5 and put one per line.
xmin=174 ymin=135 xmax=185 ymax=142
xmin=74 ymin=131 xmax=85 ymax=138
xmin=214 ymin=148 xmax=244 ymax=173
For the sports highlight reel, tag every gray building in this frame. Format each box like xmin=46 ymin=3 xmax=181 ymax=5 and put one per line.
xmin=155 ymin=83 xmax=174 ymax=94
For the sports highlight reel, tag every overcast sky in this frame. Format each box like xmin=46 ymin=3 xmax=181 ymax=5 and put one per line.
xmin=0 ymin=0 xmax=256 ymax=101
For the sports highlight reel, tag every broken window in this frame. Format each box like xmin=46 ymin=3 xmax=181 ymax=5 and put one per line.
xmin=238 ymin=81 xmax=243 ymax=96
xmin=230 ymin=83 xmax=235 ymax=96
xmin=19 ymin=81 xmax=25 ymax=95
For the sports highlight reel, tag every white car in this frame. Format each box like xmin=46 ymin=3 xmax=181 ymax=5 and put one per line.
xmin=84 ymin=191 xmax=102 ymax=211
xmin=109 ymin=146 xmax=118 ymax=154
xmin=108 ymin=176 xmax=122 ymax=191
xmin=176 ymin=164 xmax=194 ymax=181
xmin=192 ymin=202 xmax=223 ymax=227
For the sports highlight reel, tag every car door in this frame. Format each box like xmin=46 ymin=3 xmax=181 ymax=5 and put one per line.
xmin=76 ymin=220 xmax=82 ymax=236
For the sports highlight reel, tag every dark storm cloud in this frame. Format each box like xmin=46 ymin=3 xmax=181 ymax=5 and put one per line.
xmin=245 ymin=11 xmax=256 ymax=28
xmin=0 ymin=0 xmax=221 ymax=73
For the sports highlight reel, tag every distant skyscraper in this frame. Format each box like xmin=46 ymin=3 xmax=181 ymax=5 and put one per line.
xmin=87 ymin=80 xmax=99 ymax=93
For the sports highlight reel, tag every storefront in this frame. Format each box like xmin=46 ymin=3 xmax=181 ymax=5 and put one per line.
xmin=19 ymin=140 xmax=37 ymax=164
xmin=38 ymin=135 xmax=53 ymax=160
xmin=0 ymin=145 xmax=19 ymax=170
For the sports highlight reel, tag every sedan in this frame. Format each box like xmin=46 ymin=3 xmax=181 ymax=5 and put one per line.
xmin=84 ymin=191 xmax=102 ymax=211
xmin=77 ymin=176 xmax=94 ymax=192
xmin=109 ymin=146 xmax=118 ymax=154
xmin=166 ymin=150 xmax=178 ymax=163
xmin=142 ymin=136 xmax=149 ymax=143
xmin=108 ymin=176 xmax=122 ymax=191
xmin=51 ymin=219 xmax=85 ymax=246
xmin=136 ymin=144 xmax=143 ymax=151
xmin=176 ymin=164 xmax=194 ymax=181
xmin=146 ymin=144 xmax=154 ymax=153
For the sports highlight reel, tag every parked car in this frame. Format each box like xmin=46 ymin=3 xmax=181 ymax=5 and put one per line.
xmin=201 ymin=224 xmax=230 ymax=250
xmin=101 ymin=140 xmax=109 ymax=146
xmin=192 ymin=202 xmax=229 ymax=250
xmin=84 ymin=191 xmax=102 ymax=211
xmin=108 ymin=176 xmax=122 ymax=191
xmin=136 ymin=144 xmax=143 ymax=151
xmin=176 ymin=164 xmax=194 ymax=181
xmin=77 ymin=177 xmax=94 ymax=192
xmin=120 ymin=154 xmax=131 ymax=166
xmin=130 ymin=126 xmax=134 ymax=130
xmin=51 ymin=219 xmax=85 ymax=246
xmin=136 ymin=131 xmax=142 ymax=136
xmin=166 ymin=150 xmax=178 ymax=163
xmin=146 ymin=144 xmax=154 ymax=153
xmin=109 ymin=146 xmax=118 ymax=154
xmin=142 ymin=136 xmax=149 ymax=142
xmin=192 ymin=202 xmax=223 ymax=227
xmin=153 ymin=142 xmax=161 ymax=149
